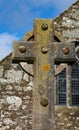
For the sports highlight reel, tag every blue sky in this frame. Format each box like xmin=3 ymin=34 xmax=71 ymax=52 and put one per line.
xmin=0 ymin=0 xmax=76 ymax=60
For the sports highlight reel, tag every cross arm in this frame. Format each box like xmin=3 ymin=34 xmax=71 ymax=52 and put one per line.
xmin=12 ymin=41 xmax=36 ymax=63
xmin=52 ymin=42 xmax=76 ymax=63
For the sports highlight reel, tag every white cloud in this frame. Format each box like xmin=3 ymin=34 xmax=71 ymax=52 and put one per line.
xmin=0 ymin=33 xmax=19 ymax=60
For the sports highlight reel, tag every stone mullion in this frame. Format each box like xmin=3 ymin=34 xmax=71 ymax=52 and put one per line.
xmin=66 ymin=65 xmax=72 ymax=106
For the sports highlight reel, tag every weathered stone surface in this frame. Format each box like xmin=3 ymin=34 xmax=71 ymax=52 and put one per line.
xmin=3 ymin=118 xmax=16 ymax=126
xmin=54 ymin=1 xmax=79 ymax=42
xmin=5 ymin=69 xmax=23 ymax=83
xmin=0 ymin=1 xmax=79 ymax=130
xmin=6 ymin=96 xmax=22 ymax=111
xmin=55 ymin=106 xmax=79 ymax=130
xmin=0 ymin=55 xmax=33 ymax=130
xmin=23 ymin=73 xmax=29 ymax=82
xmin=0 ymin=66 xmax=3 ymax=77
xmin=15 ymin=126 xmax=22 ymax=130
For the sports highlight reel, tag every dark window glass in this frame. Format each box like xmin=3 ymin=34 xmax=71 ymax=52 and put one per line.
xmin=71 ymin=63 xmax=79 ymax=106
xmin=56 ymin=69 xmax=66 ymax=105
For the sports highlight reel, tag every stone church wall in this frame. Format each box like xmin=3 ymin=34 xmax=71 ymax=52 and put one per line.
xmin=0 ymin=55 xmax=33 ymax=130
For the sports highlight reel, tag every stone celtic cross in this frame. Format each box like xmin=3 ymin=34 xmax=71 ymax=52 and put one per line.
xmin=12 ymin=19 xmax=76 ymax=130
